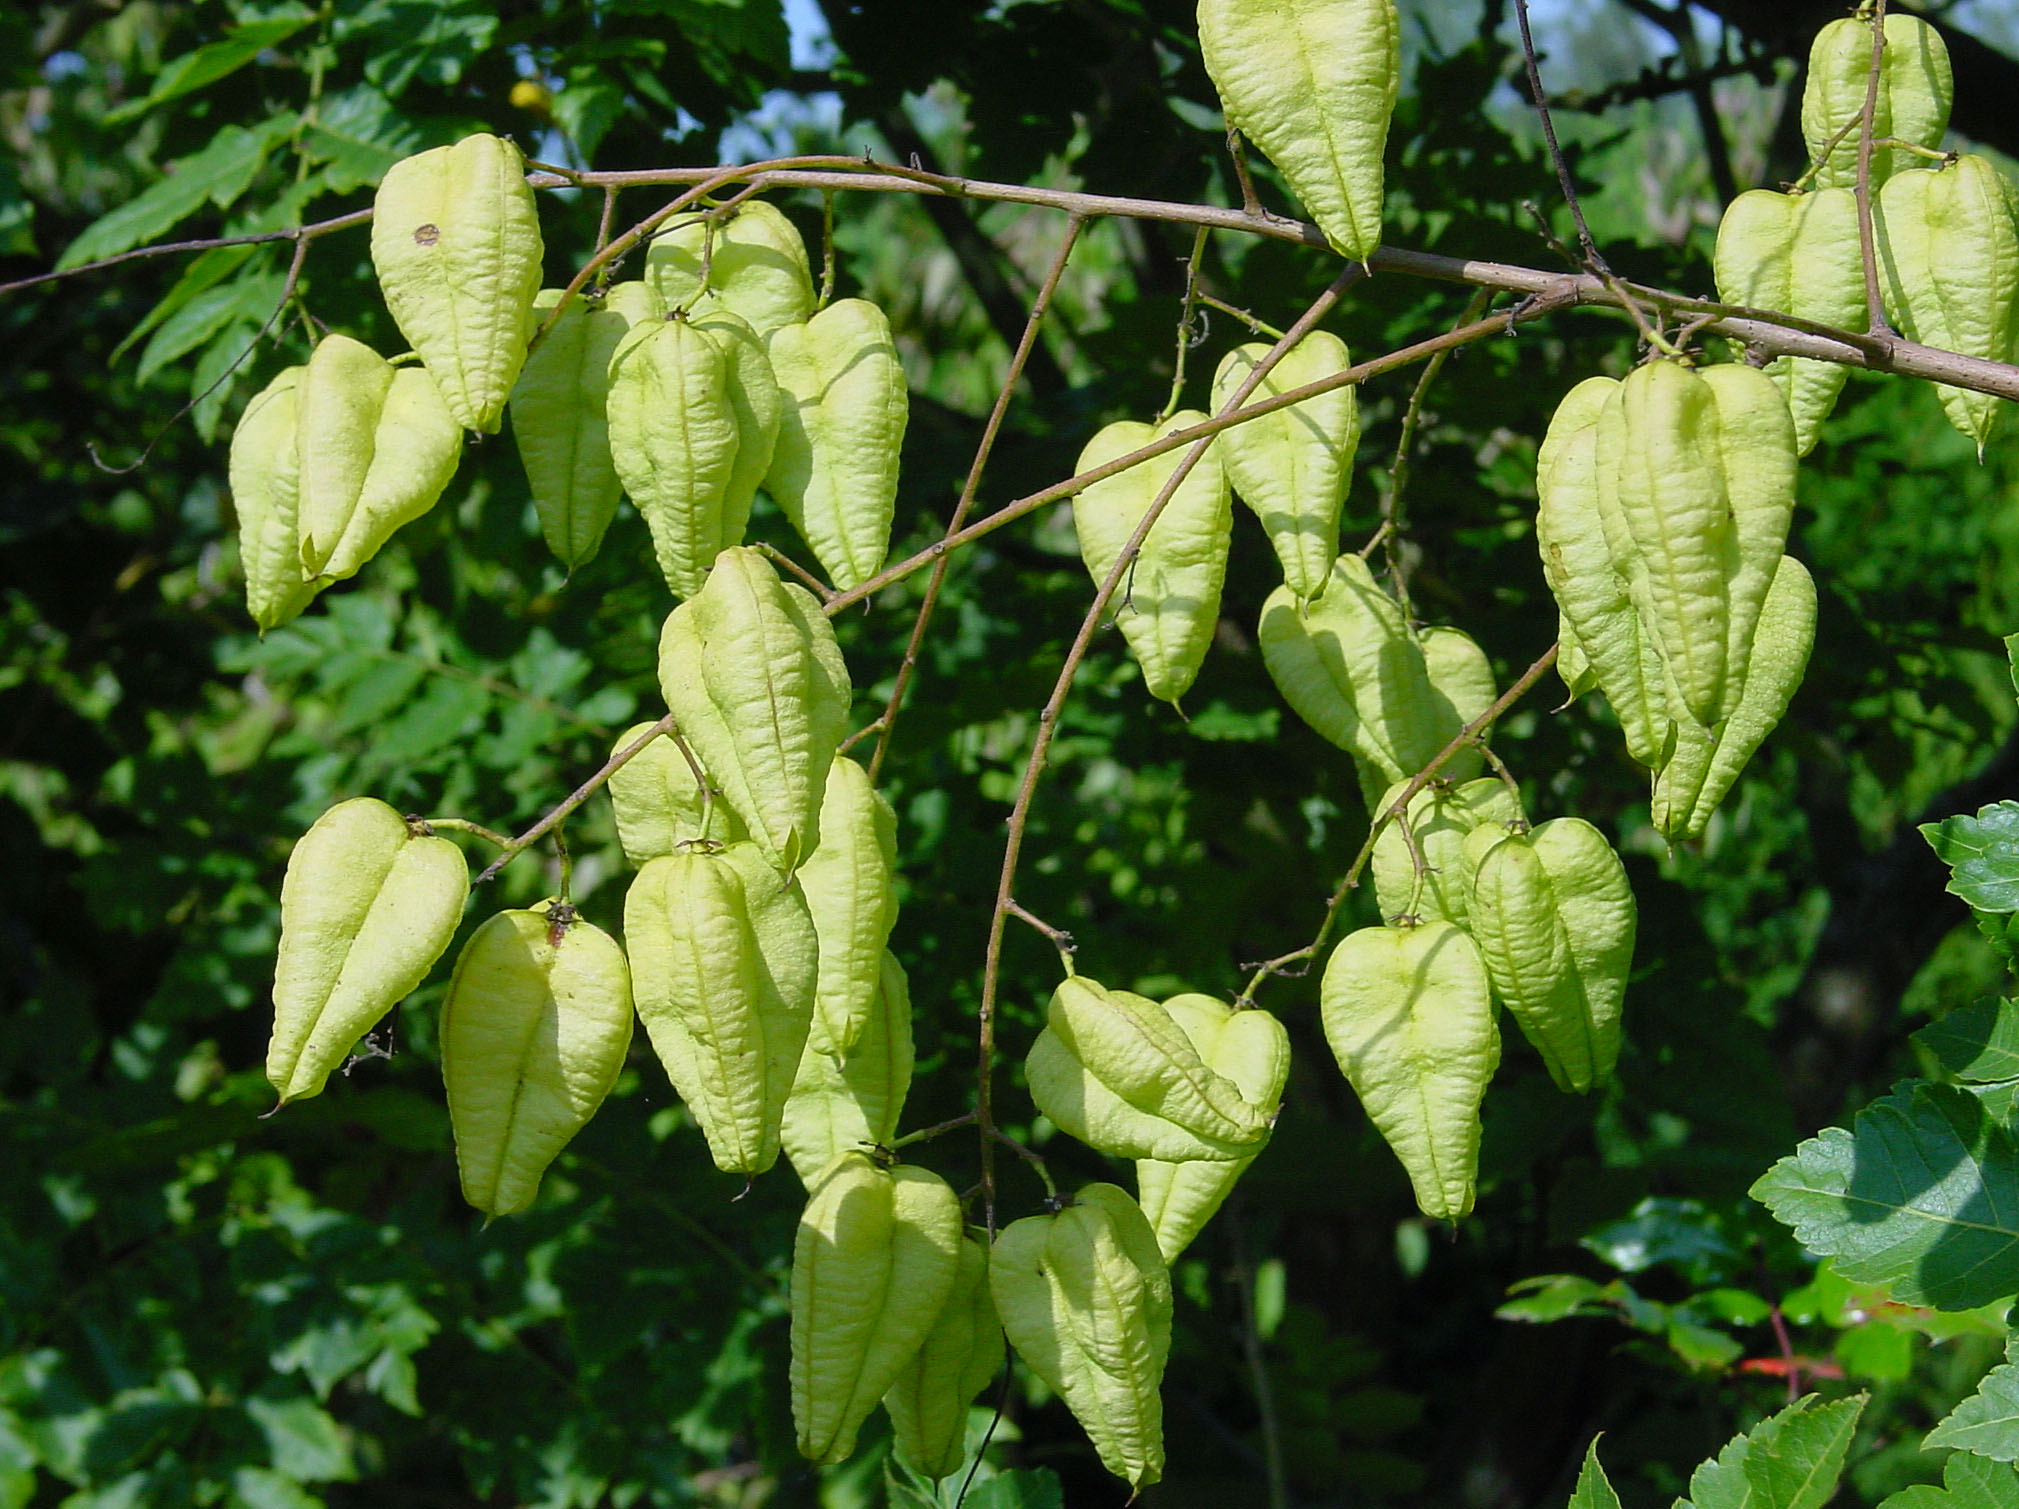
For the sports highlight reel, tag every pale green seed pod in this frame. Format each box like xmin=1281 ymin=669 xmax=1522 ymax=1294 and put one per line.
xmin=1198 ymin=0 xmax=1400 ymax=262
xmin=883 ymin=1231 xmax=1004 ymax=1481
xmin=1802 ymin=11 xmax=1952 ymax=190
xmin=1072 ymin=411 xmax=1233 ymax=708
xmin=782 ymin=951 xmax=915 ymax=1187
xmin=796 ymin=755 xmax=899 ymax=1052
xmin=1536 ymin=374 xmax=1672 ymax=756
xmin=605 ymin=721 xmax=746 ymax=864
xmin=294 ymin=334 xmax=464 ymax=583
xmin=267 ymin=797 xmax=469 ymax=1105
xmin=624 ymin=841 xmax=819 ymax=1175
xmin=1320 ymin=920 xmax=1498 ymax=1222
xmin=1653 ymin=555 xmax=1816 ymax=841
xmin=1697 ymin=363 xmax=1798 ymax=727
xmin=1876 ymin=154 xmax=2019 ymax=453
xmin=509 ymin=281 xmax=665 ymax=569
xmin=990 ymin=1183 xmax=1173 ymax=1492
xmin=1466 ymin=819 xmax=1635 ymax=1094
xmin=644 ymin=199 xmax=815 ymax=337
xmin=228 ymin=365 xmax=321 ymax=632
xmin=1210 ymin=331 xmax=1359 ymax=600
xmin=791 ymin=1151 xmax=963 ymax=1465
xmin=765 ymin=299 xmax=909 ymax=592
xmin=1594 ymin=361 xmax=1743 ymax=728
xmin=370 ymin=132 xmax=544 ymax=434
xmin=1712 ymin=189 xmax=1864 ymax=455
xmin=1258 ymin=554 xmax=1477 ymax=793
xmin=1368 ymin=776 xmax=1524 ymax=926
xmin=440 ymin=901 xmax=634 ymax=1216
xmin=1026 ymin=976 xmax=1271 ymax=1161
xmin=1134 ymin=997 xmax=1291 ymax=1263
xmin=690 ymin=308 xmax=783 ymax=530
xmin=655 ymin=547 xmax=853 ymax=873
xmin=607 ymin=315 xmax=745 ymax=598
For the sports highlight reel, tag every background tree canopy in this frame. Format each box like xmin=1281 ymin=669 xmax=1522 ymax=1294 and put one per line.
xmin=7 ymin=1 xmax=2019 ymax=1505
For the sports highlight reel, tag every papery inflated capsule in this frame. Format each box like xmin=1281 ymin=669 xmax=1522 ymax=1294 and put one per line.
xmin=294 ymin=333 xmax=463 ymax=583
xmin=1712 ymin=189 xmax=1864 ymax=456
xmin=228 ymin=365 xmax=321 ymax=631
xmin=645 ymin=199 xmax=815 ymax=336
xmin=655 ymin=547 xmax=853 ymax=873
xmin=765 ymin=299 xmax=909 ymax=592
xmin=1368 ymin=776 xmax=1524 ymax=926
xmin=625 ymin=841 xmax=818 ymax=1175
xmin=607 ymin=314 xmax=745 ymax=598
xmin=1134 ymin=996 xmax=1290 ymax=1262
xmin=1259 ymin=554 xmax=1481 ymax=798
xmin=795 ymin=755 xmax=899 ymax=1052
xmin=440 ymin=901 xmax=633 ymax=1215
xmin=1320 ymin=919 xmax=1498 ymax=1221
xmin=990 ymin=1184 xmax=1172 ymax=1491
xmin=510 ymin=281 xmax=664 ymax=569
xmin=792 ymin=1150 xmax=962 ymax=1464
xmin=1199 ymin=0 xmax=1400 ymax=262
xmin=1801 ymin=10 xmax=1952 ymax=190
xmin=883 ymin=1231 xmax=1003 ymax=1481
xmin=1072 ymin=411 xmax=1233 ymax=709
xmin=267 ymin=797 xmax=469 ymax=1105
xmin=1466 ymin=818 xmax=1635 ymax=1093
xmin=1211 ymin=331 xmax=1358 ymax=601
xmin=1025 ymin=975 xmax=1271 ymax=1161
xmin=1876 ymin=154 xmax=2019 ymax=452
xmin=371 ymin=132 xmax=545 ymax=434
xmin=781 ymin=951 xmax=915 ymax=1187
xmin=605 ymin=720 xmax=746 ymax=863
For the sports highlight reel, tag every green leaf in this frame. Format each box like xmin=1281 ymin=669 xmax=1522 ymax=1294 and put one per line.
xmin=104 ymin=12 xmax=315 ymax=125
xmin=1739 ymin=1394 xmax=1865 ymax=1509
xmin=109 ymin=243 xmax=256 ymax=365
xmin=965 ymin=1471 xmax=1065 ymax=1509
xmin=299 ymin=86 xmax=424 ymax=193
xmin=242 ymin=1394 xmax=355 ymax=1483
xmin=135 ymin=271 xmax=282 ymax=388
xmin=57 ymin=117 xmax=296 ymax=270
xmin=1917 ymin=999 xmax=2019 ymax=1085
xmin=1683 ymin=1426 xmax=1753 ymax=1509
xmin=1922 ymin=803 xmax=2019 ymax=913
xmin=1924 ymin=1333 xmax=2019 ymax=1460
xmin=1879 ymin=1451 xmax=2019 ymax=1508
xmin=1751 ymin=1083 xmax=2019 ymax=1310
xmin=1680 ymin=1394 xmax=1865 ymax=1509
xmin=1568 ymin=1438 xmax=1622 ymax=1509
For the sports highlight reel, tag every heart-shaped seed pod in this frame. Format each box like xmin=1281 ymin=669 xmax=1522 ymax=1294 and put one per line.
xmin=990 ymin=1183 xmax=1173 ymax=1491
xmin=370 ymin=132 xmax=544 ymax=434
xmin=1320 ymin=919 xmax=1498 ymax=1222
xmin=1071 ymin=411 xmax=1232 ymax=709
xmin=764 ymin=298 xmax=910 ymax=592
xmin=267 ymin=797 xmax=468 ymax=1105
xmin=625 ymin=841 xmax=818 ymax=1176
xmin=1199 ymin=0 xmax=1401 ymax=261
xmin=509 ymin=281 xmax=665 ymax=569
xmin=440 ymin=900 xmax=633 ymax=1216
xmin=791 ymin=1150 xmax=963 ymax=1464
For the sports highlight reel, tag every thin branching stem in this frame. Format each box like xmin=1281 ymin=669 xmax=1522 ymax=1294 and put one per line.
xmin=1240 ymin=644 xmax=1559 ymax=1003
xmin=971 ymin=266 xmax=1362 ymax=1228
xmin=867 ymin=215 xmax=1086 ymax=784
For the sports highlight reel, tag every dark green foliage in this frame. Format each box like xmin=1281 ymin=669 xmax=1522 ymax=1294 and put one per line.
xmin=8 ymin=1 xmax=2019 ymax=1505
